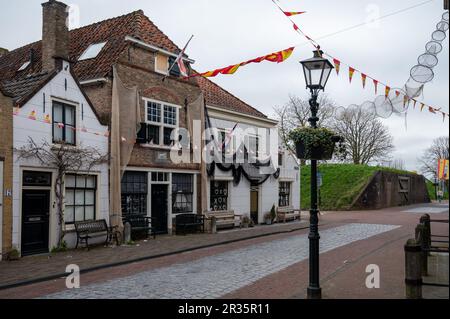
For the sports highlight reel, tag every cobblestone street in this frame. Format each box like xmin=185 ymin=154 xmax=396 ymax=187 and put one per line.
xmin=43 ymin=223 xmax=399 ymax=299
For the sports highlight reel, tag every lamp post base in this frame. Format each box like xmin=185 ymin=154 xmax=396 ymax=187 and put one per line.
xmin=307 ymin=286 xmax=322 ymax=299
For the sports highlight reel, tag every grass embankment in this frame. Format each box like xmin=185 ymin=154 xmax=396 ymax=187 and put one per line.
xmin=426 ymin=180 xmax=449 ymax=200
xmin=300 ymin=164 xmax=416 ymax=211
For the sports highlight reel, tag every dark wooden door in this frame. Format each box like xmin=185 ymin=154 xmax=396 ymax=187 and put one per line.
xmin=151 ymin=185 xmax=168 ymax=234
xmin=250 ymin=185 xmax=259 ymax=224
xmin=21 ymin=190 xmax=50 ymax=256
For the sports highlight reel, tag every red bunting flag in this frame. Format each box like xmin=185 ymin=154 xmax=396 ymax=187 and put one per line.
xmin=349 ymin=67 xmax=355 ymax=83
xmin=373 ymin=80 xmax=378 ymax=94
xmin=283 ymin=11 xmax=306 ymax=16
xmin=361 ymin=73 xmax=367 ymax=88
xmin=293 ymin=23 xmax=299 ymax=31
xmin=192 ymin=47 xmax=295 ymax=78
xmin=429 ymin=107 xmax=436 ymax=114
xmin=333 ymin=59 xmax=341 ymax=75
xmin=385 ymin=86 xmax=391 ymax=98
xmin=395 ymin=90 xmax=400 ymax=98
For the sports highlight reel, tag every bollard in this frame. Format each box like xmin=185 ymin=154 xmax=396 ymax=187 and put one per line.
xmin=404 ymin=238 xmax=423 ymax=299
xmin=211 ymin=216 xmax=217 ymax=234
xmin=420 ymin=214 xmax=431 ymax=251
xmin=124 ymin=222 xmax=131 ymax=244
xmin=415 ymin=224 xmax=428 ymax=276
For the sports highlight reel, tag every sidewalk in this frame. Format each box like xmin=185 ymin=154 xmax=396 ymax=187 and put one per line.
xmin=0 ymin=220 xmax=308 ymax=289
xmin=423 ymin=253 xmax=449 ymax=299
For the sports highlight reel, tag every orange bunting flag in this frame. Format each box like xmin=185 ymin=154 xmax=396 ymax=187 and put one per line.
xmin=420 ymin=103 xmax=425 ymax=111
xmin=28 ymin=110 xmax=37 ymax=120
xmin=13 ymin=107 xmax=20 ymax=115
xmin=192 ymin=47 xmax=295 ymax=78
xmin=333 ymin=59 xmax=341 ymax=75
xmin=349 ymin=67 xmax=355 ymax=83
xmin=429 ymin=107 xmax=436 ymax=114
xmin=283 ymin=11 xmax=306 ymax=16
xmin=403 ymin=95 xmax=409 ymax=107
xmin=361 ymin=73 xmax=367 ymax=88
xmin=385 ymin=86 xmax=391 ymax=98
xmin=44 ymin=114 xmax=51 ymax=124
xmin=373 ymin=80 xmax=378 ymax=94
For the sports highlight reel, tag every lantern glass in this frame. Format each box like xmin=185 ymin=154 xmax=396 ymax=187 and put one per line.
xmin=300 ymin=50 xmax=334 ymax=91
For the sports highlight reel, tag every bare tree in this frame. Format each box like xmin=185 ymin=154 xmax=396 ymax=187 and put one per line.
xmin=275 ymin=94 xmax=336 ymax=150
xmin=419 ymin=136 xmax=449 ymax=178
xmin=16 ymin=138 xmax=109 ymax=247
xmin=388 ymin=158 xmax=406 ymax=170
xmin=331 ymin=108 xmax=394 ymax=165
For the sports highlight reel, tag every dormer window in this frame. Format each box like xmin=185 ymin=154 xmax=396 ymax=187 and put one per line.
xmin=18 ymin=61 xmax=31 ymax=71
xmin=78 ymin=42 xmax=107 ymax=61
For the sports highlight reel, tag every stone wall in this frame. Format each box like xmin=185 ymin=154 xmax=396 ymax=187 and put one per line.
xmin=0 ymin=92 xmax=13 ymax=256
xmin=351 ymin=171 xmax=431 ymax=210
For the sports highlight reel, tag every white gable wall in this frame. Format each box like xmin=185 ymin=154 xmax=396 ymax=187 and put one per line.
xmin=12 ymin=61 xmax=109 ymax=253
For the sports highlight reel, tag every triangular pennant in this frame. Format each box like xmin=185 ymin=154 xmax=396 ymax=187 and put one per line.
xmin=283 ymin=11 xmax=306 ymax=17
xmin=333 ymin=59 xmax=341 ymax=75
xmin=413 ymin=99 xmax=417 ymax=109
xmin=44 ymin=114 xmax=51 ymax=124
xmin=428 ymin=107 xmax=436 ymax=114
xmin=403 ymin=95 xmax=409 ymax=108
xmin=395 ymin=90 xmax=400 ymax=98
xmin=361 ymin=73 xmax=367 ymax=89
xmin=349 ymin=67 xmax=355 ymax=83
xmin=293 ymin=23 xmax=299 ymax=31
xmin=373 ymin=80 xmax=378 ymax=94
xmin=420 ymin=103 xmax=425 ymax=111
xmin=28 ymin=110 xmax=37 ymax=120
xmin=385 ymin=86 xmax=391 ymax=98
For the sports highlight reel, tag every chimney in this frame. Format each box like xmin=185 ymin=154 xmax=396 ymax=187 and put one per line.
xmin=41 ymin=0 xmax=69 ymax=73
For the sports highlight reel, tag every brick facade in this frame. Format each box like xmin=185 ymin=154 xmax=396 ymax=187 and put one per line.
xmin=0 ymin=91 xmax=13 ymax=255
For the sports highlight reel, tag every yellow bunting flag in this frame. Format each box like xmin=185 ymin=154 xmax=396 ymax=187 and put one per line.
xmin=333 ymin=59 xmax=341 ymax=75
xmin=361 ymin=73 xmax=367 ymax=88
xmin=44 ymin=114 xmax=51 ymax=124
xmin=385 ymin=86 xmax=391 ymax=98
xmin=283 ymin=11 xmax=306 ymax=16
xmin=438 ymin=159 xmax=449 ymax=180
xmin=349 ymin=67 xmax=355 ymax=83
xmin=28 ymin=110 xmax=37 ymax=120
xmin=403 ymin=95 xmax=409 ymax=107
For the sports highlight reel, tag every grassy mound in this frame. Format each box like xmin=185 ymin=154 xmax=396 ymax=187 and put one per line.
xmin=426 ymin=180 xmax=449 ymax=200
xmin=300 ymin=164 xmax=415 ymax=211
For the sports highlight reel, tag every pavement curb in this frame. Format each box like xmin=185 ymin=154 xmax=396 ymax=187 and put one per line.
xmin=0 ymin=223 xmax=312 ymax=291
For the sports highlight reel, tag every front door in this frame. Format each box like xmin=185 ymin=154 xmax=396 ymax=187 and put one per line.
xmin=151 ymin=185 xmax=168 ymax=234
xmin=21 ymin=190 xmax=50 ymax=256
xmin=250 ymin=184 xmax=259 ymax=224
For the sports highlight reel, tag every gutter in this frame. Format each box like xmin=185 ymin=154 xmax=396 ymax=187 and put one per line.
xmin=79 ymin=78 xmax=109 ymax=86
xmin=125 ymin=36 xmax=195 ymax=64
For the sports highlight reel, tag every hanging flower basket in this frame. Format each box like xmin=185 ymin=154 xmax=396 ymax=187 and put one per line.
xmin=289 ymin=127 xmax=341 ymax=160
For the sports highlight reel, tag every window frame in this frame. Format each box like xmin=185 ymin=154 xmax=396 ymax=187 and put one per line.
xmin=143 ymin=98 xmax=180 ymax=147
xmin=52 ymin=101 xmax=76 ymax=145
xmin=279 ymin=182 xmax=291 ymax=207
xmin=64 ymin=174 xmax=97 ymax=224
xmin=210 ymin=180 xmax=229 ymax=211
xmin=121 ymin=171 xmax=148 ymax=217
xmin=172 ymin=174 xmax=194 ymax=214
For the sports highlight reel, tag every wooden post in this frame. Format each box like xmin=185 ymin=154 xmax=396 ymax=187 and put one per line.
xmin=405 ymin=239 xmax=423 ymax=299
xmin=211 ymin=216 xmax=217 ymax=234
xmin=415 ymin=224 xmax=428 ymax=276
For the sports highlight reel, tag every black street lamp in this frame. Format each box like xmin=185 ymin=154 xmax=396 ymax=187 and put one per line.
xmin=300 ymin=48 xmax=334 ymax=299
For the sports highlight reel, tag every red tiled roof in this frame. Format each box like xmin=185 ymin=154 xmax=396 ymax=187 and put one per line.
xmin=196 ymin=76 xmax=267 ymax=119
xmin=0 ymin=10 xmax=183 ymax=82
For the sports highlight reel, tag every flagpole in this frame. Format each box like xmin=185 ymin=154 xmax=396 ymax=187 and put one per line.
xmin=162 ymin=34 xmax=194 ymax=82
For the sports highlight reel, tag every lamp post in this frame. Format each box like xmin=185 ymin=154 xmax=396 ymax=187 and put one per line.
xmin=300 ymin=48 xmax=334 ymax=299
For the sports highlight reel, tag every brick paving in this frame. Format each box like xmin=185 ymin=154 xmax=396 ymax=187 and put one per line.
xmin=42 ymin=223 xmax=399 ymax=299
xmin=0 ymin=220 xmax=307 ymax=288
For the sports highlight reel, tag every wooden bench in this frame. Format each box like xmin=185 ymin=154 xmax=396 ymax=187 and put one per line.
xmin=277 ymin=206 xmax=301 ymax=223
xmin=123 ymin=215 xmax=156 ymax=240
xmin=204 ymin=210 xmax=242 ymax=230
xmin=74 ymin=219 xmax=111 ymax=250
xmin=175 ymin=214 xmax=205 ymax=235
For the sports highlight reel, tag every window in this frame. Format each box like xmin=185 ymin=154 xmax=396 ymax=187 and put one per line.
xmin=210 ymin=181 xmax=228 ymax=211
xmin=172 ymin=174 xmax=193 ymax=214
xmin=168 ymin=56 xmax=181 ymax=77
xmin=279 ymin=182 xmax=291 ymax=207
xmin=23 ymin=171 xmax=51 ymax=187
xmin=151 ymin=172 xmax=169 ymax=182
xmin=278 ymin=153 xmax=284 ymax=166
xmin=78 ymin=42 xmax=107 ymax=61
xmin=18 ymin=61 xmax=31 ymax=71
xmin=121 ymin=172 xmax=148 ymax=216
xmin=65 ymin=175 xmax=97 ymax=224
xmin=145 ymin=100 xmax=178 ymax=146
xmin=53 ymin=101 xmax=76 ymax=145
xmin=155 ymin=53 xmax=169 ymax=74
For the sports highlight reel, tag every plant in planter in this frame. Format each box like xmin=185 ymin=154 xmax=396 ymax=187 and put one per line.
xmin=289 ymin=127 xmax=342 ymax=160
xmin=7 ymin=247 xmax=20 ymax=261
xmin=242 ymin=216 xmax=251 ymax=228
xmin=264 ymin=213 xmax=272 ymax=225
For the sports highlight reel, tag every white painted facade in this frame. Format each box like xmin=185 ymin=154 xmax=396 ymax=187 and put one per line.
xmin=206 ymin=106 xmax=300 ymax=222
xmin=12 ymin=61 xmax=109 ymax=254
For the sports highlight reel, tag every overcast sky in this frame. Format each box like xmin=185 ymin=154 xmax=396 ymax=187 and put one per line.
xmin=1 ymin=0 xmax=449 ymax=173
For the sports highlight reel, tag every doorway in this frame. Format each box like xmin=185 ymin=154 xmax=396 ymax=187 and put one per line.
xmin=21 ymin=190 xmax=50 ymax=256
xmin=151 ymin=185 xmax=168 ymax=234
xmin=250 ymin=183 xmax=259 ymax=224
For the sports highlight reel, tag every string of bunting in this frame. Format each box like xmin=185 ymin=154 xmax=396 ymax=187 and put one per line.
xmin=270 ymin=0 xmax=449 ymax=120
